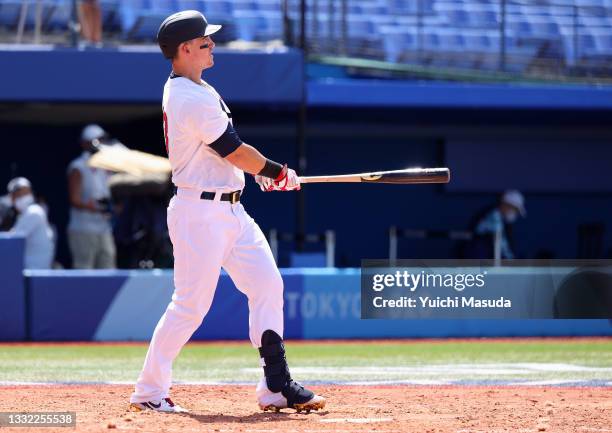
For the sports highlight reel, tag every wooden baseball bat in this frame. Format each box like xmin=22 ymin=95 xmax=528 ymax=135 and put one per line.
xmin=299 ymin=167 xmax=450 ymax=185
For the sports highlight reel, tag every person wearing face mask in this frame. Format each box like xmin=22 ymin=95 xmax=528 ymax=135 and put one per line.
xmin=66 ymin=124 xmax=116 ymax=269
xmin=472 ymin=190 xmax=526 ymax=260
xmin=7 ymin=177 xmax=54 ymax=269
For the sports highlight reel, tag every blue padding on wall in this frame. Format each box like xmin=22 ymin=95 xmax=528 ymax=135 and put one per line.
xmin=0 ymin=46 xmax=303 ymax=104
xmin=27 ymin=270 xmax=128 ymax=341
xmin=308 ymin=79 xmax=612 ymax=109
xmin=21 ymin=269 xmax=611 ymax=341
xmin=0 ymin=235 xmax=26 ymax=341
xmin=193 ymin=272 xmax=304 ymax=340
xmin=300 ymin=270 xmax=612 ymax=338
xmin=24 ymin=269 xmax=303 ymax=341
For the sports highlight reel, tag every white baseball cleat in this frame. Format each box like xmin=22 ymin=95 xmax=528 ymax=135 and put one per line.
xmin=128 ymin=397 xmax=189 ymax=413
xmin=256 ymin=378 xmax=326 ymax=413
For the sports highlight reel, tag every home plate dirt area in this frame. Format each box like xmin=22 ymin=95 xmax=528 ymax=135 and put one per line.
xmin=2 ymin=384 xmax=611 ymax=433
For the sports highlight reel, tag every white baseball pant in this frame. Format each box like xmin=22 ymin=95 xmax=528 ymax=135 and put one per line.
xmin=130 ymin=190 xmax=283 ymax=403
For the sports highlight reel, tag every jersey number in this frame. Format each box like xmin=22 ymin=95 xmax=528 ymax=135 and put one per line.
xmin=163 ymin=111 xmax=169 ymax=155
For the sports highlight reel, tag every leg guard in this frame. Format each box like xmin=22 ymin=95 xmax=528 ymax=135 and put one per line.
xmin=259 ymin=330 xmax=314 ymax=407
xmin=259 ymin=330 xmax=290 ymax=392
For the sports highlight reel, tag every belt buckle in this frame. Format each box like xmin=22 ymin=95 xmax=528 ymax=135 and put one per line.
xmin=230 ymin=191 xmax=240 ymax=204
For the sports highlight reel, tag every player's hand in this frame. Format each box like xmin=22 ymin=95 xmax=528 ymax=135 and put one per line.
xmin=274 ymin=166 xmax=300 ymax=191
xmin=255 ymin=174 xmax=275 ymax=192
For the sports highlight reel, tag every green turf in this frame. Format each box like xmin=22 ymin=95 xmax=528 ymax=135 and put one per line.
xmin=0 ymin=340 xmax=610 ymax=383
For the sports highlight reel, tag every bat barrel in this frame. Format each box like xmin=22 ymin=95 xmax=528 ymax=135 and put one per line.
xmin=362 ymin=168 xmax=450 ymax=184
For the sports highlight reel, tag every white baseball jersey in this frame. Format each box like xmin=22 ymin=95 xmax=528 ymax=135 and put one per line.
xmin=162 ymin=75 xmax=245 ymax=192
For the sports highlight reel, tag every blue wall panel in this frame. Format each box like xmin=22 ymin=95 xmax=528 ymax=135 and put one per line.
xmin=300 ymin=270 xmax=612 ymax=338
xmin=28 ymin=271 xmax=127 ymax=341
xmin=0 ymin=235 xmax=26 ymax=341
xmin=308 ymin=79 xmax=612 ymax=109
xmin=192 ymin=272 xmax=304 ymax=341
xmin=20 ymin=270 xmax=612 ymax=341
xmin=0 ymin=47 xmax=303 ymax=104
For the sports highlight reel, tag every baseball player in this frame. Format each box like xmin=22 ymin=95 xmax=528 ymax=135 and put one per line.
xmin=129 ymin=10 xmax=325 ymax=414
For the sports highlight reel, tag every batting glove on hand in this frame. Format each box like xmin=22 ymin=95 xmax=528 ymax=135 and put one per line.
xmin=255 ymin=174 xmax=275 ymax=192
xmin=275 ymin=166 xmax=301 ymax=191
xmin=255 ymin=164 xmax=301 ymax=192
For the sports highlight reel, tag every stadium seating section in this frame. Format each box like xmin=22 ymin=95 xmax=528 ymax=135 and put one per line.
xmin=0 ymin=0 xmax=610 ymax=72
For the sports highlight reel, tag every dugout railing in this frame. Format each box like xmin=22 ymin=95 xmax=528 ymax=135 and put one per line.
xmin=269 ymin=228 xmax=335 ymax=267
xmin=388 ymin=226 xmax=503 ymax=266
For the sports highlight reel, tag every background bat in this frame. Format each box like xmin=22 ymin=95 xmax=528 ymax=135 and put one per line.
xmin=299 ymin=168 xmax=450 ymax=185
xmin=88 ymin=143 xmax=171 ymax=177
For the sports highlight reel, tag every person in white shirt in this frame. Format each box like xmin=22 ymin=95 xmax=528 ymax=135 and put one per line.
xmin=66 ymin=124 xmax=116 ymax=269
xmin=129 ymin=10 xmax=325 ymax=415
xmin=7 ymin=177 xmax=54 ymax=269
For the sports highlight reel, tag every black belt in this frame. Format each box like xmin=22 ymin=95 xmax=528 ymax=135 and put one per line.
xmin=201 ymin=190 xmax=241 ymax=204
xmin=174 ymin=187 xmax=241 ymax=204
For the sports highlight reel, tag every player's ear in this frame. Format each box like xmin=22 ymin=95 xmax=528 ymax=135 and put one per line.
xmin=178 ymin=41 xmax=190 ymax=56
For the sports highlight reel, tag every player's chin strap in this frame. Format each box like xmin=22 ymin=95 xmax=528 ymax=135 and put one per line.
xmin=259 ymin=330 xmax=314 ymax=406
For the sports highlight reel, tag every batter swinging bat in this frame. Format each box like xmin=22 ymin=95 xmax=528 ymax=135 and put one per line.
xmin=299 ymin=168 xmax=450 ymax=185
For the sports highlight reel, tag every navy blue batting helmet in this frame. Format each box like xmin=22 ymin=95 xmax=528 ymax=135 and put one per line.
xmin=157 ymin=10 xmax=221 ymax=59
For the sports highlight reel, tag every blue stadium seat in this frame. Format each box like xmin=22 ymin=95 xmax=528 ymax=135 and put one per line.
xmin=349 ymin=3 xmax=389 ymax=15
xmin=120 ymin=0 xmax=175 ymax=40
xmin=254 ymin=0 xmax=281 ymax=13
xmin=437 ymin=30 xmax=466 ymax=52
xmin=506 ymin=18 xmax=533 ymax=36
xmin=346 ymin=15 xmax=376 ymax=37
xmin=149 ymin=0 xmax=174 ymax=10
xmin=203 ymin=0 xmax=233 ymax=19
xmin=0 ymin=0 xmax=39 ymax=29
xmin=529 ymin=19 xmax=560 ymax=37
xmin=175 ymin=0 xmax=206 ymax=13
xmin=233 ymin=0 xmax=257 ymax=12
xmin=380 ymin=25 xmax=417 ymax=62
xmin=45 ymin=0 xmax=70 ymax=31
xmin=444 ymin=9 xmax=470 ymax=25
xmin=470 ymin=10 xmax=498 ymax=28
xmin=232 ymin=10 xmax=281 ymax=41
xmin=99 ymin=0 xmax=121 ymax=31
xmin=592 ymin=31 xmax=612 ymax=54
xmin=387 ymin=0 xmax=434 ymax=14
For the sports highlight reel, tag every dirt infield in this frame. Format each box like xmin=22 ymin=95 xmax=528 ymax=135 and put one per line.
xmin=2 ymin=384 xmax=610 ymax=433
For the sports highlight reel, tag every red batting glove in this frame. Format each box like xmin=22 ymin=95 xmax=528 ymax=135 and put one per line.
xmin=274 ymin=164 xmax=301 ymax=191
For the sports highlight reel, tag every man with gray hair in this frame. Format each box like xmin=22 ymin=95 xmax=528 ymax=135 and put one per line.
xmin=7 ymin=177 xmax=54 ymax=269
xmin=66 ymin=124 xmax=116 ymax=269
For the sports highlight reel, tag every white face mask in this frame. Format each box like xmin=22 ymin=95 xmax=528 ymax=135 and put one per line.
xmin=14 ymin=194 xmax=34 ymax=212
xmin=503 ymin=209 xmax=518 ymax=223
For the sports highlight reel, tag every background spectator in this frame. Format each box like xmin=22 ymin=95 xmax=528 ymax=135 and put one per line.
xmin=78 ymin=0 xmax=103 ymax=46
xmin=67 ymin=124 xmax=116 ymax=269
xmin=7 ymin=177 xmax=54 ymax=269
xmin=465 ymin=190 xmax=526 ymax=260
